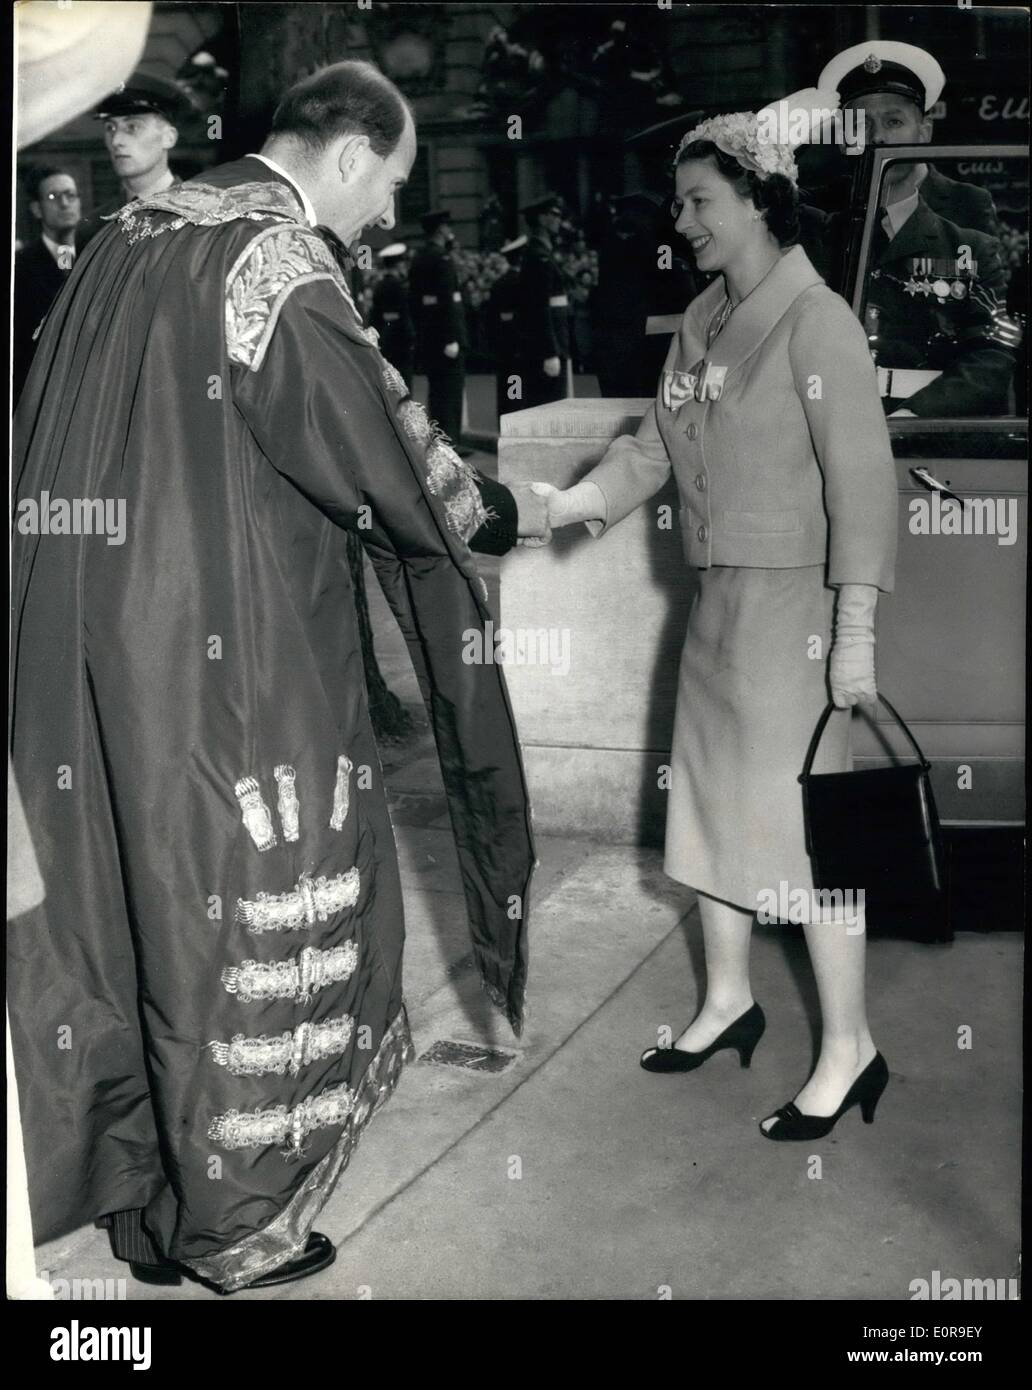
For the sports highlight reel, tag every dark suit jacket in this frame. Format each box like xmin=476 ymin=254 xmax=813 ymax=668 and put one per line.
xmin=921 ymin=166 xmax=1001 ymax=242
xmin=13 ymin=238 xmax=74 ymax=405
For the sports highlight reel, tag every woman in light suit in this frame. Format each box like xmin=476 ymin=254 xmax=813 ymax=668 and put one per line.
xmin=538 ymin=96 xmax=899 ymax=1140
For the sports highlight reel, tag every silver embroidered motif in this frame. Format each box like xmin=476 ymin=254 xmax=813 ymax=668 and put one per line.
xmin=221 ymin=941 xmax=360 ymax=1003
xmin=225 ymin=224 xmax=378 ymax=371
xmin=235 ymin=867 xmax=360 ymax=933
xmin=208 ymin=1013 xmax=355 ymax=1078
xmin=234 ymin=777 xmax=277 ymax=852
xmin=398 ymin=396 xmax=433 ymax=445
xmin=329 ymin=754 xmax=353 ymax=831
xmin=381 ymin=360 xmax=408 ymax=396
xmin=273 ymin=765 xmax=300 ymax=842
xmin=424 ymin=437 xmax=489 ymax=542
xmin=208 ymin=1081 xmax=357 ymax=1154
xmin=226 ymin=226 xmax=347 ymax=370
xmin=117 ymin=181 xmax=304 ymax=238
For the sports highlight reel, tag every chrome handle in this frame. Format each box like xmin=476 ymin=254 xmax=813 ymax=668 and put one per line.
xmin=909 ymin=467 xmax=965 ymax=506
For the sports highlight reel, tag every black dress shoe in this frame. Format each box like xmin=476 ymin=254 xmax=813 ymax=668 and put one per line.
xmin=760 ymin=1052 xmax=889 ymax=1141
xmin=130 ymin=1232 xmax=335 ymax=1293
xmin=640 ymin=1002 xmax=766 ymax=1073
xmin=242 ymin=1233 xmax=336 ymax=1290
xmin=214 ymin=1233 xmax=337 ymax=1295
xmin=129 ymin=1258 xmax=183 ymax=1286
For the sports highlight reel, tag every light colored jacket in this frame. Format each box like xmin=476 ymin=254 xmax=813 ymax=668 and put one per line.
xmin=584 ymin=244 xmax=898 ymax=591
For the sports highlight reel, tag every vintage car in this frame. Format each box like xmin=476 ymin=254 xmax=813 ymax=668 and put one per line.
xmin=498 ymin=140 xmax=1027 ymax=934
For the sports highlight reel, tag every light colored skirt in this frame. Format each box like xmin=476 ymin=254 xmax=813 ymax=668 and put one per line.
xmin=664 ymin=564 xmax=851 ymax=916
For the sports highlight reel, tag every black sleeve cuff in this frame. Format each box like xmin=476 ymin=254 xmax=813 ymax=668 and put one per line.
xmin=469 ymin=473 xmax=518 ymax=555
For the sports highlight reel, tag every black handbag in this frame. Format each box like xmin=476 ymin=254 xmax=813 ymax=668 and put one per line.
xmin=799 ymin=695 xmax=950 ymax=942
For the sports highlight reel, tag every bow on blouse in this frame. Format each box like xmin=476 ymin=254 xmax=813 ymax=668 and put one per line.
xmin=661 ymin=362 xmax=728 ymax=410
xmin=662 ymin=370 xmax=698 ymax=411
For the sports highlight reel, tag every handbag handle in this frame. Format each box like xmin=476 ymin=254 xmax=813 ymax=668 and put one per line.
xmin=800 ymin=694 xmax=932 ymax=781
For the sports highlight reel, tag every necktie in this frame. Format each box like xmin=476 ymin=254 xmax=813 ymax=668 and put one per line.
xmin=872 ymin=208 xmax=891 ymax=258
xmin=56 ymin=247 xmax=74 ymax=272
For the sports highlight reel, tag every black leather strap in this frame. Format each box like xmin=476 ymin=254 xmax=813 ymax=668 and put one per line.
xmin=800 ymin=694 xmax=931 ymax=781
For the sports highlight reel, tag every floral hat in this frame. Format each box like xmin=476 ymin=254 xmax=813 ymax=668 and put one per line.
xmin=674 ymin=87 xmax=840 ymax=186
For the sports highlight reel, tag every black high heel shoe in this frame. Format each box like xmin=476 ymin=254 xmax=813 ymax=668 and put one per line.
xmin=759 ymin=1052 xmax=889 ymax=1141
xmin=640 ymin=1002 xmax=765 ymax=1073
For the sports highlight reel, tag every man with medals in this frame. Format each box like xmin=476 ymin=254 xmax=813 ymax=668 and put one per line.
xmin=818 ymin=42 xmax=1019 ymax=417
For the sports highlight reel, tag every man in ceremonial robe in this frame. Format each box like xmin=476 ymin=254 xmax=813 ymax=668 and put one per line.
xmin=9 ymin=61 xmax=534 ymax=1296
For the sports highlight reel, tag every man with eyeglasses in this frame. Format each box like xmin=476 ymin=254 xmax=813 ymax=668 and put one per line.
xmin=13 ymin=166 xmax=81 ymax=404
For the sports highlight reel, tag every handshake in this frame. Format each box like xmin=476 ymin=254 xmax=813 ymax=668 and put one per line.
xmin=511 ymin=480 xmax=606 ymax=548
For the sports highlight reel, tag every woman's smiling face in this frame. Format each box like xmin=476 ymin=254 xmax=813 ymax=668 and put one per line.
xmin=671 ymin=157 xmax=759 ymax=274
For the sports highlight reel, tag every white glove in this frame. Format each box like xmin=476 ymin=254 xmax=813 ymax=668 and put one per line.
xmin=543 ymin=355 xmax=561 ymax=378
xmin=528 ymin=479 xmax=605 ymax=530
xmin=443 ymin=342 xmax=460 ymax=359
xmin=829 ymin=583 xmax=878 ymax=709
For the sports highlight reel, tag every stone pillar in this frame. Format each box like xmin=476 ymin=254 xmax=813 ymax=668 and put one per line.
xmin=498 ymin=397 xmax=695 ymax=844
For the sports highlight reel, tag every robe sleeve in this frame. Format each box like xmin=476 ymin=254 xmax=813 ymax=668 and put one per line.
xmin=232 ymin=280 xmax=533 ymax=1033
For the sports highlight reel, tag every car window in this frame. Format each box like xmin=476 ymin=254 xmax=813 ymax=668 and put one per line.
xmin=856 ymin=148 xmax=1027 ymax=422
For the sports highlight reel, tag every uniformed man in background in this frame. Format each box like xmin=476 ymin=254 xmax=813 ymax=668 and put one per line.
xmin=817 ymin=42 xmax=1017 ymax=417
xmin=489 ymin=233 xmax=526 ymax=423
xmin=370 ymin=241 xmax=415 ymax=391
xmin=79 ymin=73 xmax=192 ymax=246
xmin=409 ymin=208 xmax=467 ymax=446
xmin=518 ymin=194 xmax=570 ymax=408
xmin=863 ymin=199 xmax=1017 ymax=417
xmin=818 ymin=42 xmax=1002 ymax=239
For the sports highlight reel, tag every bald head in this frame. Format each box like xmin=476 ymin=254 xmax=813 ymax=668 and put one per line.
xmin=263 ymin=62 xmax=417 ymax=245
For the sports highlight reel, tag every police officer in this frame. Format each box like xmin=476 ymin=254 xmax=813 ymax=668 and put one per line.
xmin=818 ymin=42 xmax=1001 ymax=240
xmin=79 ymin=73 xmax=192 ymax=246
xmin=409 ymin=209 xmax=467 ymax=446
xmin=489 ymin=234 xmax=526 ymax=422
xmin=370 ymin=242 xmax=416 ymax=391
xmin=518 ymin=195 xmax=570 ymax=408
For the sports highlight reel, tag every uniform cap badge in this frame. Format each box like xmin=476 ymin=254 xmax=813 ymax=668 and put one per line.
xmin=863 ymin=53 xmax=882 ymax=73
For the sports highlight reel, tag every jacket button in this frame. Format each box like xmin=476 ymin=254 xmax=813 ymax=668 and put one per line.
xmin=686 ymin=422 xmax=699 ymax=440
xmin=697 ymin=524 xmax=708 ymax=542
xmin=694 ymin=473 xmax=706 ymax=491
